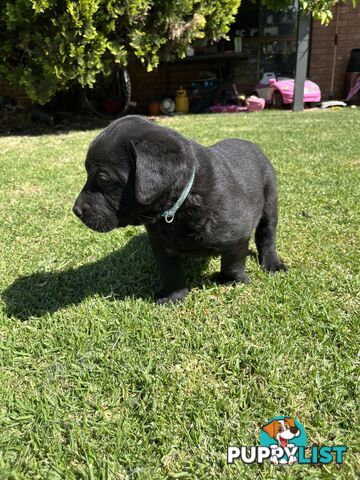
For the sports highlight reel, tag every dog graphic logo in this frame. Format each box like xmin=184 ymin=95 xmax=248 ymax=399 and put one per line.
xmin=260 ymin=416 xmax=306 ymax=465
xmin=227 ymin=416 xmax=347 ymax=466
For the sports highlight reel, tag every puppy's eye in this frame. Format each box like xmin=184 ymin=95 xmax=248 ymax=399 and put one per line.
xmin=98 ymin=173 xmax=111 ymax=183
xmin=278 ymin=426 xmax=283 ymax=432
xmin=96 ymin=174 xmax=116 ymax=191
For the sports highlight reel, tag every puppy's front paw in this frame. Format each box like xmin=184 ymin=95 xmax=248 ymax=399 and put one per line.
xmin=213 ymin=271 xmax=250 ymax=285
xmin=262 ymin=258 xmax=287 ymax=274
xmin=156 ymin=288 xmax=189 ymax=305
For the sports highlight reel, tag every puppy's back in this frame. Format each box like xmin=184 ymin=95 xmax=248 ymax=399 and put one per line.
xmin=209 ymin=138 xmax=275 ymax=187
xmin=210 ymin=138 xmax=271 ymax=167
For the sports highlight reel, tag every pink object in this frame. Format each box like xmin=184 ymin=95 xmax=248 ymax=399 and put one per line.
xmin=255 ymin=72 xmax=321 ymax=107
xmin=246 ymin=96 xmax=265 ymax=111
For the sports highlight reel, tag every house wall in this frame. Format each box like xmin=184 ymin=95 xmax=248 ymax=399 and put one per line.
xmin=0 ymin=81 xmax=31 ymax=107
xmin=309 ymin=3 xmax=360 ymax=99
xmin=128 ymin=59 xmax=213 ymax=113
xmin=0 ymin=60 xmax=210 ymax=113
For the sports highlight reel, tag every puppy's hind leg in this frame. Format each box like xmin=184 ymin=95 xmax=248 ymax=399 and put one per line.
xmin=215 ymin=240 xmax=250 ymax=286
xmin=255 ymin=182 xmax=287 ymax=273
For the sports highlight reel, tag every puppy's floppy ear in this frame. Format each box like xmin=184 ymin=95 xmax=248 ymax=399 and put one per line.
xmin=284 ymin=417 xmax=297 ymax=429
xmin=131 ymin=136 xmax=189 ymax=205
xmin=262 ymin=420 xmax=278 ymax=439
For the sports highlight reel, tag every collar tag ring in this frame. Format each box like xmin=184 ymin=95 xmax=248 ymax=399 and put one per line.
xmin=164 ymin=212 xmax=174 ymax=223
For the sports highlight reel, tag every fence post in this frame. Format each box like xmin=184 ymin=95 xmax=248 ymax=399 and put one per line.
xmin=293 ymin=12 xmax=311 ymax=112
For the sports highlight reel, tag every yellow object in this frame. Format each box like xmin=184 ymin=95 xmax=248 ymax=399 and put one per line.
xmin=175 ymin=86 xmax=189 ymax=114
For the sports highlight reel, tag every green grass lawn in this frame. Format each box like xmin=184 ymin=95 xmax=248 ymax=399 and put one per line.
xmin=0 ymin=110 xmax=359 ymax=479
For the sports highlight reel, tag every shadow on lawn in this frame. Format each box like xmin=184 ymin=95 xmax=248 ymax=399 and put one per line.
xmin=2 ymin=234 xmax=210 ymax=320
xmin=0 ymin=118 xmax=110 ymax=137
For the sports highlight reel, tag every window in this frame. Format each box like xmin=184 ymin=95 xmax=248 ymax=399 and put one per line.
xmin=230 ymin=1 xmax=299 ymax=93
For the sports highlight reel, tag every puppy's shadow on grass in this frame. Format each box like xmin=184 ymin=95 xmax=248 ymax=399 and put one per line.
xmin=2 ymin=234 xmax=210 ymax=321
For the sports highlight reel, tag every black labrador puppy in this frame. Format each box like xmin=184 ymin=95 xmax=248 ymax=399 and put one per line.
xmin=73 ymin=116 xmax=286 ymax=304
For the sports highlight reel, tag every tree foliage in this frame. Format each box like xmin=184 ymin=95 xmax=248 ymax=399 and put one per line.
xmin=0 ymin=0 xmax=357 ymax=104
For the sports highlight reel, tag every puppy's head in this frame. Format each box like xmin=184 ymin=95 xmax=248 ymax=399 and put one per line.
xmin=73 ymin=117 xmax=194 ymax=232
xmin=262 ymin=418 xmax=300 ymax=447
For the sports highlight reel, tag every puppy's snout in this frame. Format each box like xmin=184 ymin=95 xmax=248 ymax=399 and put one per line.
xmin=290 ymin=427 xmax=298 ymax=434
xmin=73 ymin=202 xmax=84 ymax=219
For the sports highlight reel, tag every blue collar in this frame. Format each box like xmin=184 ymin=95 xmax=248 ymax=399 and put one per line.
xmin=161 ymin=167 xmax=196 ymax=223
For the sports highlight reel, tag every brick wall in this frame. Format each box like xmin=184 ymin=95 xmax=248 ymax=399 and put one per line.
xmin=128 ymin=59 xmax=213 ymax=113
xmin=0 ymin=81 xmax=31 ymax=107
xmin=309 ymin=3 xmax=360 ymax=99
xmin=0 ymin=60 xmax=211 ymax=112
